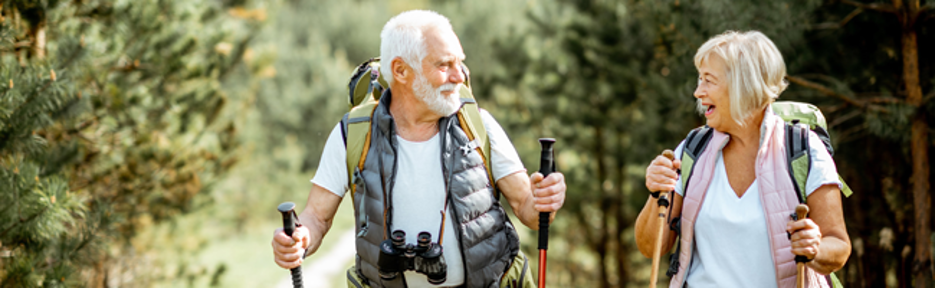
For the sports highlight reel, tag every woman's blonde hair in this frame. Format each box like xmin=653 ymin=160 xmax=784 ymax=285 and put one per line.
xmin=694 ymin=31 xmax=788 ymax=126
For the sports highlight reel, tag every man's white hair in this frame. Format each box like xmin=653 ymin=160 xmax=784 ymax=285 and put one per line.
xmin=380 ymin=10 xmax=453 ymax=86
xmin=694 ymin=31 xmax=789 ymax=126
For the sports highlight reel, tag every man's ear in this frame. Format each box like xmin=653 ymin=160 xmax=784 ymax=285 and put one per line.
xmin=391 ymin=57 xmax=413 ymax=85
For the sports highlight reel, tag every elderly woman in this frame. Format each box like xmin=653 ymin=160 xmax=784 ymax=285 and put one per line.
xmin=635 ymin=31 xmax=850 ymax=288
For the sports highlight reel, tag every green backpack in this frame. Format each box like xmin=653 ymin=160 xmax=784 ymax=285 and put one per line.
xmin=670 ymin=101 xmax=852 ymax=287
xmin=679 ymin=101 xmax=853 ymax=201
xmin=340 ymin=58 xmax=494 ymax=203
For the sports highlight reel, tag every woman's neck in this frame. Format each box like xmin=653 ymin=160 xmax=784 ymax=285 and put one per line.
xmin=723 ymin=106 xmax=767 ymax=150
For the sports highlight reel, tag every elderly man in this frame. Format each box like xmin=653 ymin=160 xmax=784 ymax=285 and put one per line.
xmin=271 ymin=10 xmax=566 ymax=288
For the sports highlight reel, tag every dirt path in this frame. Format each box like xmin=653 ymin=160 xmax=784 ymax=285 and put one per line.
xmin=277 ymin=229 xmax=357 ymax=288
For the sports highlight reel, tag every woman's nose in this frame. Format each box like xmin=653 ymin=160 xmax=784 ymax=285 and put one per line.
xmin=693 ymin=85 xmax=705 ymax=99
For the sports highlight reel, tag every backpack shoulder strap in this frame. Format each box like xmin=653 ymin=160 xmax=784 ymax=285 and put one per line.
xmin=344 ymin=101 xmax=379 ymax=203
xmin=784 ymin=121 xmax=856 ymax=203
xmin=452 ymin=65 xmax=496 ymax=198
xmin=455 ymin=86 xmax=495 ymax=199
xmin=785 ymin=121 xmax=811 ymax=204
xmin=666 ymin=125 xmax=713 ymax=278
xmin=679 ymin=126 xmax=714 ymax=195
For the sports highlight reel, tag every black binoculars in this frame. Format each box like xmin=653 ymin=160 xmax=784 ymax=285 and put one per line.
xmin=377 ymin=230 xmax=447 ymax=284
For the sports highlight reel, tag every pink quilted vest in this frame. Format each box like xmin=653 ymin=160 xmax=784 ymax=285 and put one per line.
xmin=668 ymin=111 xmax=831 ymax=288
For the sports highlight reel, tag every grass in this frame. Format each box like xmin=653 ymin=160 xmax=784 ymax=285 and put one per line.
xmin=136 ymin=154 xmax=358 ymax=288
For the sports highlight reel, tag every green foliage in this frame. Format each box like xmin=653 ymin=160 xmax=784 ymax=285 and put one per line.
xmin=0 ymin=0 xmax=257 ymax=285
xmin=469 ymin=0 xmax=932 ymax=286
xmin=0 ymin=0 xmax=927 ymax=287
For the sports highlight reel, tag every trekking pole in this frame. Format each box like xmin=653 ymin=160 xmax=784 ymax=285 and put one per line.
xmin=795 ymin=204 xmax=810 ymax=288
xmin=650 ymin=150 xmax=676 ymax=288
xmin=278 ymin=202 xmax=304 ymax=288
xmin=537 ymin=138 xmax=556 ymax=288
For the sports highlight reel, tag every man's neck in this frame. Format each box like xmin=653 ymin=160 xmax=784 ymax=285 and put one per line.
xmin=389 ymin=86 xmax=442 ymax=142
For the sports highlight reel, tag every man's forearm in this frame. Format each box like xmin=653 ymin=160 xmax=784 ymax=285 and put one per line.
xmin=517 ymin=198 xmax=556 ymax=230
xmin=299 ymin=185 xmax=343 ymax=256
xmin=298 ymin=208 xmax=330 ymax=255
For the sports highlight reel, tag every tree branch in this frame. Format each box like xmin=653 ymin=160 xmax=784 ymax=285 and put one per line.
xmin=811 ymin=7 xmax=865 ymax=30
xmin=921 ymin=3 xmax=933 ymax=14
xmin=786 ymin=75 xmax=892 ymax=112
xmin=866 ymin=96 xmax=904 ymax=104
xmin=787 ymin=75 xmax=863 ymax=106
xmin=0 ymin=207 xmax=48 ymax=238
xmin=841 ymin=0 xmax=898 ymax=14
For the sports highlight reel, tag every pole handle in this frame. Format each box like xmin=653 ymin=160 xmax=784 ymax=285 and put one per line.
xmin=794 ymin=204 xmax=809 ymax=288
xmin=537 ymin=138 xmax=555 ymax=250
xmin=795 ymin=204 xmax=809 ymax=221
xmin=537 ymin=138 xmax=555 ymax=288
xmin=662 ymin=150 xmax=675 ymax=161
xmin=278 ymin=202 xmax=304 ymax=288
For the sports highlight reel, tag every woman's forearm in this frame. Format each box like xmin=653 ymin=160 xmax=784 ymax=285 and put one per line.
xmin=807 ymin=235 xmax=850 ymax=275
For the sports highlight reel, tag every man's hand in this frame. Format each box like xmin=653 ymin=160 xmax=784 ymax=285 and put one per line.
xmin=498 ymin=170 xmax=566 ymax=229
xmin=272 ymin=226 xmax=310 ymax=269
xmin=270 ymin=184 xmax=343 ymax=270
xmin=529 ymin=172 xmax=566 ymax=213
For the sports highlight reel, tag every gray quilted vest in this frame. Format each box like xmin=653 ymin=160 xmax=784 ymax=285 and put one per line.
xmin=349 ymin=90 xmax=520 ymax=288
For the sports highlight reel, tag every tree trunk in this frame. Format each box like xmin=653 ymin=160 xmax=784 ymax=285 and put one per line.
xmin=615 ymin=132 xmax=631 ymax=287
xmin=896 ymin=0 xmax=931 ymax=286
xmin=28 ymin=19 xmax=45 ymax=59
xmin=594 ymin=125 xmax=612 ymax=288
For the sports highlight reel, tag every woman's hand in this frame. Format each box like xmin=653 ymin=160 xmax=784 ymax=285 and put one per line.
xmin=787 ymin=218 xmax=822 ymax=260
xmin=645 ymin=154 xmax=681 ymax=193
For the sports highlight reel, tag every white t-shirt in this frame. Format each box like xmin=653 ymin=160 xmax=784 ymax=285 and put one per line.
xmin=311 ymin=110 xmax=526 ymax=287
xmin=673 ymin=131 xmax=842 ymax=288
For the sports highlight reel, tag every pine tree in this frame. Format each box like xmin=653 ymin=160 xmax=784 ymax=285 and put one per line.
xmin=0 ymin=0 xmax=257 ymax=286
xmin=786 ymin=1 xmax=934 ymax=286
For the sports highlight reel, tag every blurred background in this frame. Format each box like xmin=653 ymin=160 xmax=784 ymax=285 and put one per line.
xmin=1 ymin=0 xmax=933 ymax=287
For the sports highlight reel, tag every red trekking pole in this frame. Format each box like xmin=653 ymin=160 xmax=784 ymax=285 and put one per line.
xmin=537 ymin=138 xmax=556 ymax=288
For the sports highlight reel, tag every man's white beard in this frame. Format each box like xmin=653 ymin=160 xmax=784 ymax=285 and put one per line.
xmin=413 ymin=74 xmax=462 ymax=116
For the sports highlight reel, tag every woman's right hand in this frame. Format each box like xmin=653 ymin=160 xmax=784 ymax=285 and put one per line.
xmin=645 ymin=153 xmax=681 ymax=193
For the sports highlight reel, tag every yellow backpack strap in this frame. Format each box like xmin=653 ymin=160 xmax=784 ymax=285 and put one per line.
xmin=344 ymin=101 xmax=379 ymax=204
xmin=456 ymin=82 xmax=496 ymax=199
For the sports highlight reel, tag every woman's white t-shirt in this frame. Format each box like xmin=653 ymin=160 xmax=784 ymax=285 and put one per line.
xmin=672 ymin=131 xmax=842 ymax=288
xmin=311 ymin=110 xmax=526 ymax=287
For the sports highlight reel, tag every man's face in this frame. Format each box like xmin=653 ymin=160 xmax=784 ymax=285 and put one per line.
xmin=412 ymin=27 xmax=466 ymax=116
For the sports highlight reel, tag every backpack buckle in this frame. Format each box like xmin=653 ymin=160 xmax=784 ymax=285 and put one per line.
xmin=460 ymin=139 xmax=481 ymax=156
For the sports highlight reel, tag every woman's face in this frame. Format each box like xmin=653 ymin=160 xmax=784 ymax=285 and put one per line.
xmin=694 ymin=54 xmax=732 ymax=131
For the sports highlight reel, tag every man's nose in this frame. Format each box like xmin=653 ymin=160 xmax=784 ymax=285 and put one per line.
xmin=449 ymin=65 xmax=465 ymax=85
